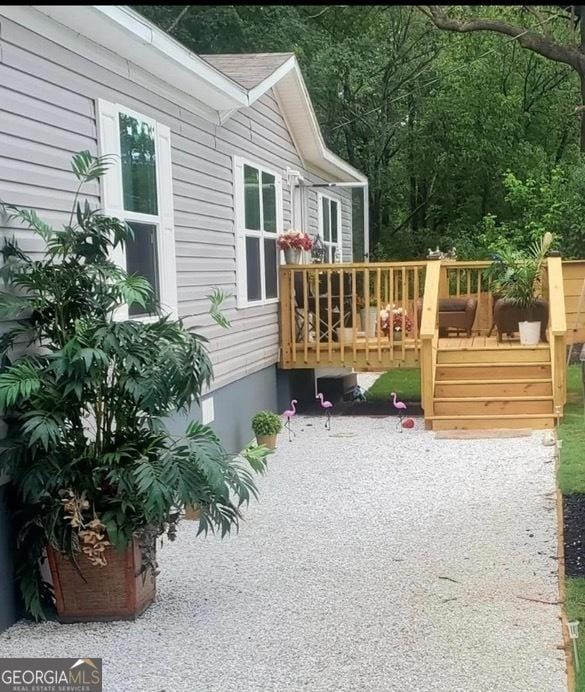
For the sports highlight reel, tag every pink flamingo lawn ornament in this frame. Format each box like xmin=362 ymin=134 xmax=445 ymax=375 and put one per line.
xmin=283 ymin=399 xmax=297 ymax=442
xmin=390 ymin=391 xmax=408 ymax=432
xmin=316 ymin=392 xmax=333 ymax=430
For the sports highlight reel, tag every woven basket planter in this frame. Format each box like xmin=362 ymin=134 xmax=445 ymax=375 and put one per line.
xmin=47 ymin=539 xmax=156 ymax=623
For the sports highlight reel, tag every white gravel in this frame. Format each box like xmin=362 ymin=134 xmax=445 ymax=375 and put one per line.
xmin=1 ymin=417 xmax=566 ymax=692
xmin=356 ymin=371 xmax=384 ymax=391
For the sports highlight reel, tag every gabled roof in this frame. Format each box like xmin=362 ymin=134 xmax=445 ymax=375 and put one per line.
xmin=29 ymin=5 xmax=367 ymax=183
xmin=200 ymin=53 xmax=294 ymax=90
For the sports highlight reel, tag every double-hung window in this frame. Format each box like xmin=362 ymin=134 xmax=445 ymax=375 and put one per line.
xmin=96 ymin=100 xmax=178 ymax=319
xmin=234 ymin=157 xmax=282 ymax=307
xmin=319 ymin=193 xmax=342 ymax=263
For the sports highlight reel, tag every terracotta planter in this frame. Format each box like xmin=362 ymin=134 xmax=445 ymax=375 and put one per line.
xmin=47 ymin=539 xmax=155 ymax=623
xmin=256 ymin=434 xmax=277 ymax=450
xmin=184 ymin=504 xmax=202 ymax=521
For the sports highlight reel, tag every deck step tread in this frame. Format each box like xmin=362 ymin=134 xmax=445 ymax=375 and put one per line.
xmin=437 ymin=345 xmax=550 ymax=351
xmin=430 ymin=413 xmax=555 ymax=420
xmin=436 ymin=361 xmax=550 ymax=368
xmin=433 ymin=396 xmax=553 ymax=402
xmin=437 ymin=378 xmax=552 ymax=384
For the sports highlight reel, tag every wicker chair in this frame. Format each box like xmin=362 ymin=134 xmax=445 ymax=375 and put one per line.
xmin=416 ymin=297 xmax=478 ymax=337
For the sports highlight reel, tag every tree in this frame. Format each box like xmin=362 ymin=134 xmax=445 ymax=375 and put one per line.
xmin=137 ymin=6 xmax=582 ymax=258
xmin=419 ymin=5 xmax=585 ymax=151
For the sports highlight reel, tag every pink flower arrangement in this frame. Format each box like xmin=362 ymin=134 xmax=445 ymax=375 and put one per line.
xmin=379 ymin=305 xmax=413 ymax=336
xmin=277 ymin=229 xmax=313 ymax=251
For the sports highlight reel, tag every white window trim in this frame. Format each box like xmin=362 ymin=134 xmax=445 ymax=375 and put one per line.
xmin=318 ymin=191 xmax=342 ymax=263
xmin=96 ymin=98 xmax=178 ymax=321
xmin=234 ymin=155 xmax=283 ymax=309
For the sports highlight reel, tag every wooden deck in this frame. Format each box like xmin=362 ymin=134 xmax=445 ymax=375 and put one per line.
xmin=437 ymin=334 xmax=548 ymax=350
xmin=279 ymin=258 xmax=569 ymax=430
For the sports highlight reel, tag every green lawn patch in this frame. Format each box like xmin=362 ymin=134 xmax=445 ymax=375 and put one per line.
xmin=565 ymin=578 xmax=585 ymax=690
xmin=366 ymin=368 xmax=421 ymax=402
xmin=559 ymin=364 xmax=585 ymax=690
xmin=558 ymin=365 xmax=585 ymax=495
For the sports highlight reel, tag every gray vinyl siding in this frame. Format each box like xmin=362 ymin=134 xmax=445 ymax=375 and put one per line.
xmin=0 ymin=11 xmax=353 ymax=392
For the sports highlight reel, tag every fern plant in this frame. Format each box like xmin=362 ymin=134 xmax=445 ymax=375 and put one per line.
xmin=0 ymin=151 xmax=269 ymax=619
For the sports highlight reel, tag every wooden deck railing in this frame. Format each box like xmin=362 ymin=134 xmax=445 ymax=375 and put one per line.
xmin=442 ymin=260 xmax=493 ymax=334
xmin=546 ymin=256 xmax=567 ymax=412
xmin=279 ymin=261 xmax=427 ymax=370
xmin=420 ymin=260 xmax=441 ymax=418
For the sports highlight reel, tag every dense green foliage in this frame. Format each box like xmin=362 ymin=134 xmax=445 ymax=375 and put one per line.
xmin=487 ymin=231 xmax=553 ymax=313
xmin=137 ymin=5 xmax=584 ymax=260
xmin=0 ymin=153 xmax=269 ymax=619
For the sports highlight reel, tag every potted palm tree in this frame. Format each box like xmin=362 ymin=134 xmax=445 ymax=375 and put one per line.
xmin=0 ymin=152 xmax=269 ymax=622
xmin=251 ymin=411 xmax=282 ymax=450
xmin=488 ymin=232 xmax=553 ymax=346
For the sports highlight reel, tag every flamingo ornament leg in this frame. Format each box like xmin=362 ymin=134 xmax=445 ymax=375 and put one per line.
xmin=390 ymin=392 xmax=407 ymax=433
xmin=282 ymin=399 xmax=297 ymax=442
xmin=316 ymin=392 xmax=333 ymax=431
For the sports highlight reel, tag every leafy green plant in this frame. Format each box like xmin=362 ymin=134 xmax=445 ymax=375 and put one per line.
xmin=486 ymin=232 xmax=554 ymax=319
xmin=251 ymin=411 xmax=282 ymax=436
xmin=0 ymin=151 xmax=269 ymax=620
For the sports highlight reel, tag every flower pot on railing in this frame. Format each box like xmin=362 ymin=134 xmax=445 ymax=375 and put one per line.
xmin=283 ymin=248 xmax=302 ymax=265
xmin=278 ymin=230 xmax=313 ymax=265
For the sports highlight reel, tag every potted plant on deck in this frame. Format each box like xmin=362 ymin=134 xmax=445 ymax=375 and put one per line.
xmin=379 ymin=305 xmax=413 ymax=342
xmin=488 ymin=232 xmax=553 ymax=346
xmin=277 ymin=229 xmax=313 ymax=264
xmin=0 ymin=152 xmax=269 ymax=622
xmin=251 ymin=411 xmax=282 ymax=450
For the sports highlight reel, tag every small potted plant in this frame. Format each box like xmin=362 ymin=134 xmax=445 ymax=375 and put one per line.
xmin=277 ymin=229 xmax=313 ymax=264
xmin=252 ymin=411 xmax=283 ymax=450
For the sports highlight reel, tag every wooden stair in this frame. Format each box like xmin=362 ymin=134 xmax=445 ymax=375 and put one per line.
xmin=428 ymin=343 xmax=556 ymax=431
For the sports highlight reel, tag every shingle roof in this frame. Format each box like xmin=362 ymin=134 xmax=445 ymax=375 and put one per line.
xmin=199 ymin=52 xmax=294 ymax=90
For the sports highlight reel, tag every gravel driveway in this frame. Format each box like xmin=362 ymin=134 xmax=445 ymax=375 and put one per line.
xmin=0 ymin=416 xmax=566 ymax=691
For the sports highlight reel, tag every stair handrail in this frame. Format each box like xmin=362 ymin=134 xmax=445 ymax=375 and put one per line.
xmin=546 ymin=256 xmax=567 ymax=410
xmin=420 ymin=260 xmax=442 ymax=420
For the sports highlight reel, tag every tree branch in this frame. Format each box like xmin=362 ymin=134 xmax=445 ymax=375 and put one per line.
xmin=419 ymin=5 xmax=584 ymax=71
xmin=166 ymin=6 xmax=190 ymax=35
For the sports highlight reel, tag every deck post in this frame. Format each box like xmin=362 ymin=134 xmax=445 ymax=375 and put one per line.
xmin=420 ymin=260 xmax=441 ymax=420
xmin=547 ymin=256 xmax=567 ymax=409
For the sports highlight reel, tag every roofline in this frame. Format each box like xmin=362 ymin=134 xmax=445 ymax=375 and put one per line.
xmin=23 ymin=5 xmax=367 ymax=183
xmin=100 ymin=6 xmax=248 ymax=103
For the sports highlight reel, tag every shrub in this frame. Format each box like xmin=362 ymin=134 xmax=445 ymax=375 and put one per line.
xmin=251 ymin=411 xmax=283 ymax=436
